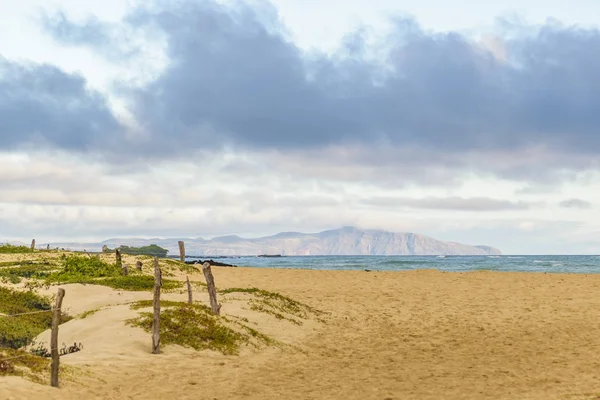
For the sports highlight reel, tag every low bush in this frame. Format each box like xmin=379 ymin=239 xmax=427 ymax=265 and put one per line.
xmin=0 ymin=244 xmax=32 ymax=254
xmin=0 ymin=287 xmax=71 ymax=349
xmin=46 ymin=254 xmax=121 ymax=283
xmin=0 ymin=347 xmax=49 ymax=382
xmin=127 ymin=301 xmax=246 ymax=355
xmin=0 ymin=263 xmax=56 ymax=284
xmin=220 ymin=287 xmax=323 ymax=320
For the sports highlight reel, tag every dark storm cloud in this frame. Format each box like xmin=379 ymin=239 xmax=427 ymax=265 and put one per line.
xmin=35 ymin=0 xmax=600 ymax=179
xmin=115 ymin=1 xmax=600 ymax=154
xmin=0 ymin=59 xmax=122 ymax=150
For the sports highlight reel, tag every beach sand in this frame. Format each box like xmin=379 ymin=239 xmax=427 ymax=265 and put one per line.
xmin=2 ymin=267 xmax=600 ymax=399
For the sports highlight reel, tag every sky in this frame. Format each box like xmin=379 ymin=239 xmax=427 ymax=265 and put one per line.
xmin=1 ymin=0 xmax=600 ymax=254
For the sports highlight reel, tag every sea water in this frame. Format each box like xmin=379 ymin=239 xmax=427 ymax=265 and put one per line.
xmin=187 ymin=255 xmax=600 ymax=274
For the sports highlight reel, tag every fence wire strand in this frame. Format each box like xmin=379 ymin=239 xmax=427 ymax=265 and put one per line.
xmin=0 ymin=309 xmax=54 ymax=318
xmin=0 ymin=348 xmax=59 ymax=363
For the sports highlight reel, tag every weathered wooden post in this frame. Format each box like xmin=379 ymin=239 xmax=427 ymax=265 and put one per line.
xmin=186 ymin=276 xmax=193 ymax=304
xmin=115 ymin=249 xmax=122 ymax=269
xmin=122 ymin=264 xmax=129 ymax=276
xmin=178 ymin=241 xmax=185 ymax=263
xmin=152 ymin=257 xmax=162 ymax=354
xmin=51 ymin=288 xmax=65 ymax=387
xmin=202 ymin=262 xmax=221 ymax=315
xmin=30 ymin=239 xmax=35 ymax=251
xmin=136 ymin=261 xmax=143 ymax=272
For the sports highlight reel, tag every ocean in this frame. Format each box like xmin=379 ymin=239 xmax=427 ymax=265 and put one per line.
xmin=188 ymin=255 xmax=600 ymax=274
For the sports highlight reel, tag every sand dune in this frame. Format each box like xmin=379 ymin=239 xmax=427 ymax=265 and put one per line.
xmin=2 ymin=268 xmax=600 ymax=399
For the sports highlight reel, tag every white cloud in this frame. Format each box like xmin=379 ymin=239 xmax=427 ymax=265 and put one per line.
xmin=2 ymin=149 xmax=600 ymax=253
xmin=3 ymin=0 xmax=600 ymax=254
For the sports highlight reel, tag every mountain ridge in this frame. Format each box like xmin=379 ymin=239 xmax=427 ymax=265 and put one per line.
xmin=43 ymin=227 xmax=501 ymax=256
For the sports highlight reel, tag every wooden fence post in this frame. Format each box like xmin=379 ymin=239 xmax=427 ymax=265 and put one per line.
xmin=30 ymin=239 xmax=35 ymax=251
xmin=202 ymin=262 xmax=221 ymax=315
xmin=136 ymin=261 xmax=143 ymax=271
xmin=152 ymin=257 xmax=162 ymax=354
xmin=115 ymin=249 xmax=122 ymax=269
xmin=122 ymin=264 xmax=129 ymax=276
xmin=178 ymin=241 xmax=185 ymax=263
xmin=51 ymin=288 xmax=65 ymax=388
xmin=186 ymin=276 xmax=193 ymax=304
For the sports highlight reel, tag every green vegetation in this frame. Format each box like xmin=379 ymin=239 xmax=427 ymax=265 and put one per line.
xmin=220 ymin=287 xmax=324 ymax=322
xmin=127 ymin=301 xmax=246 ymax=355
xmin=0 ymin=244 xmax=32 ymax=254
xmin=162 ymin=258 xmax=199 ymax=274
xmin=129 ymin=300 xmax=184 ymax=310
xmin=0 ymin=262 xmax=57 ymax=284
xmin=79 ymin=308 xmax=100 ymax=319
xmin=235 ymin=322 xmax=277 ymax=346
xmin=0 ymin=287 xmax=71 ymax=349
xmin=48 ymin=254 xmax=121 ymax=282
xmin=103 ymin=244 xmax=169 ymax=258
xmin=0 ymin=347 xmax=50 ymax=383
xmin=42 ymin=254 xmax=181 ymax=291
xmin=97 ymin=276 xmax=182 ymax=292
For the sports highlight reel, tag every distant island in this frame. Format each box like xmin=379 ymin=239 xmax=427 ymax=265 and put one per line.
xmin=45 ymin=226 xmax=501 ymax=256
xmin=101 ymin=244 xmax=169 ymax=258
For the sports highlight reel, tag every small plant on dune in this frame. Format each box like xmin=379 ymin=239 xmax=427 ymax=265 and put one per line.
xmin=0 ymin=263 xmax=56 ymax=284
xmin=79 ymin=308 xmax=101 ymax=319
xmin=99 ymin=276 xmax=183 ymax=292
xmin=0 ymin=244 xmax=33 ymax=254
xmin=0 ymin=287 xmax=72 ymax=349
xmin=127 ymin=301 xmax=246 ymax=355
xmin=129 ymin=300 xmax=184 ymax=310
xmin=0 ymin=347 xmax=50 ymax=383
xmin=40 ymin=254 xmax=183 ymax=292
xmin=47 ymin=254 xmax=121 ymax=282
xmin=220 ymin=287 xmax=324 ymax=322
xmin=162 ymin=258 xmax=200 ymax=274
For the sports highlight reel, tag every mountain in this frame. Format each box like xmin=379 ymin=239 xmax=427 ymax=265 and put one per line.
xmin=44 ymin=227 xmax=501 ymax=256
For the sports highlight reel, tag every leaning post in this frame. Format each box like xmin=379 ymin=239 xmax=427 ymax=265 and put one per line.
xmin=202 ymin=262 xmax=221 ymax=315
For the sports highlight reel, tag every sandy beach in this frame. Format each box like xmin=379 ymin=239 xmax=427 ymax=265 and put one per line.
xmin=2 ymin=266 xmax=600 ymax=400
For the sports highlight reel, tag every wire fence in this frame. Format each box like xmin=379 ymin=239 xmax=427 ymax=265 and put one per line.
xmin=0 ymin=348 xmax=58 ymax=363
xmin=0 ymin=309 xmax=55 ymax=318
xmin=0 ymin=308 xmax=57 ymax=364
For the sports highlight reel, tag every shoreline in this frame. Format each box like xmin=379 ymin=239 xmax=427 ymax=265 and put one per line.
xmin=2 ymin=262 xmax=600 ymax=399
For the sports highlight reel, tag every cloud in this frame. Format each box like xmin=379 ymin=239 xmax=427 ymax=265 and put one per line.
xmin=35 ymin=1 xmax=600 ymax=183
xmin=0 ymin=58 xmax=122 ymax=151
xmin=125 ymin=4 xmax=600 ymax=157
xmin=361 ymin=196 xmax=535 ymax=211
xmin=0 ymin=0 xmax=585 ymax=190
xmin=40 ymin=11 xmax=140 ymax=61
xmin=559 ymin=198 xmax=592 ymax=209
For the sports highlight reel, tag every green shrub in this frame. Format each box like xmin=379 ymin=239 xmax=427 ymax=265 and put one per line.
xmin=0 ymin=318 xmax=43 ymax=349
xmin=220 ymin=287 xmax=323 ymax=320
xmin=96 ymin=276 xmax=182 ymax=292
xmin=0 ymin=244 xmax=32 ymax=254
xmin=104 ymin=244 xmax=169 ymax=258
xmin=0 ymin=287 xmax=51 ymax=315
xmin=127 ymin=302 xmax=246 ymax=355
xmin=51 ymin=254 xmax=120 ymax=281
xmin=0 ymin=347 xmax=49 ymax=381
xmin=0 ymin=287 xmax=71 ymax=349
xmin=0 ymin=263 xmax=55 ymax=284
